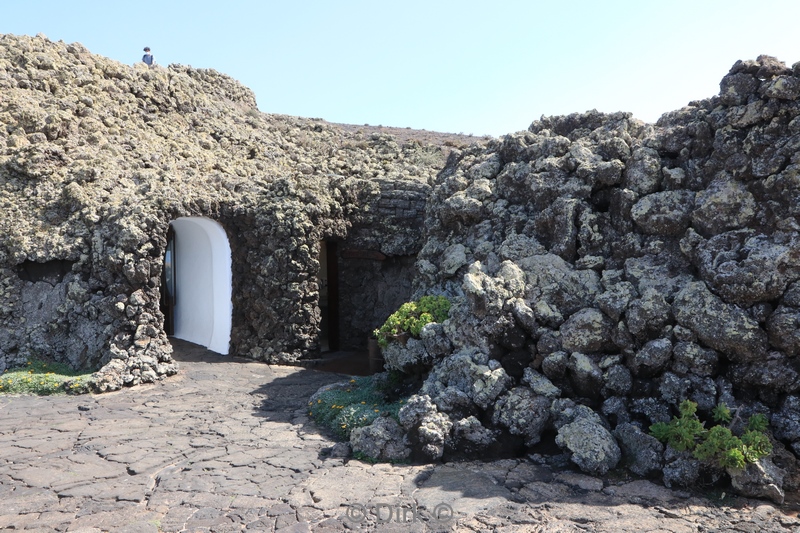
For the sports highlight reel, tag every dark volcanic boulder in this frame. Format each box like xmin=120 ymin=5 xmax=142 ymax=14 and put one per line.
xmin=672 ymin=282 xmax=767 ymax=362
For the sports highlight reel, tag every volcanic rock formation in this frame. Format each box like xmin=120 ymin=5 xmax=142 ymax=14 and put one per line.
xmin=373 ymin=55 xmax=800 ymax=501
xmin=0 ymin=33 xmax=449 ymax=390
xmin=1 ymin=34 xmax=799 ymax=501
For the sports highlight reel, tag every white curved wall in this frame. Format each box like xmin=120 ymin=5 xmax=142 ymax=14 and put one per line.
xmin=170 ymin=217 xmax=232 ymax=354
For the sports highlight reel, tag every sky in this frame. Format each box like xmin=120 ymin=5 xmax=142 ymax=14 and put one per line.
xmin=3 ymin=0 xmax=800 ymax=137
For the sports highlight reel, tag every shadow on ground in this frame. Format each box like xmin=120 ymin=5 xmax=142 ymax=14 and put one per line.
xmin=166 ymin=339 xmax=800 ymax=529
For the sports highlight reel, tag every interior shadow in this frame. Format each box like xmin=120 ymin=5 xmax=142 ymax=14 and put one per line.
xmin=169 ymin=338 xmax=250 ymax=364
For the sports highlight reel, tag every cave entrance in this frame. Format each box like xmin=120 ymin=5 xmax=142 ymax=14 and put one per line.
xmin=318 ymin=240 xmax=340 ymax=352
xmin=160 ymin=217 xmax=232 ymax=355
xmin=161 ymin=226 xmax=176 ymax=335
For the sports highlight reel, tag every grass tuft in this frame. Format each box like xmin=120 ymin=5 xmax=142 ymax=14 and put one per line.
xmin=0 ymin=359 xmax=93 ymax=395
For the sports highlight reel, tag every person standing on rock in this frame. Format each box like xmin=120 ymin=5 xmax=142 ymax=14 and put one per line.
xmin=142 ymin=47 xmax=154 ymax=67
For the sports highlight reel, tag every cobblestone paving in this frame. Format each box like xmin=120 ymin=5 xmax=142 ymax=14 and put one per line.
xmin=1 ymin=340 xmax=798 ymax=532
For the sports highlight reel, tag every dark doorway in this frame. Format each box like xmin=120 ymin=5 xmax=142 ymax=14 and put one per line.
xmin=319 ymin=241 xmax=340 ymax=352
xmin=160 ymin=226 xmax=176 ymax=335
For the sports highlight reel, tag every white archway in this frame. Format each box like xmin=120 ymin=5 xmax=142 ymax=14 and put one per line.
xmin=170 ymin=217 xmax=232 ymax=354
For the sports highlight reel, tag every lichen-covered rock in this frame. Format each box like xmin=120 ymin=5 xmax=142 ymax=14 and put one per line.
xmin=771 ymin=395 xmax=800 ymax=445
xmin=439 ymin=191 xmax=484 ymax=227
xmin=539 ymin=346 xmax=566 ymax=373
xmin=681 ymin=229 xmax=800 ymax=307
xmin=522 ymin=367 xmax=561 ymax=398
xmin=416 ymin=411 xmax=453 ymax=460
xmin=671 ymin=341 xmax=719 ymax=376
xmin=491 ymin=387 xmax=551 ymax=446
xmin=729 ymin=358 xmax=800 ymax=401
xmin=720 ymin=72 xmax=760 ymax=106
xmin=767 ymin=306 xmax=800 ymax=356
xmin=450 ymin=416 xmax=497 ymax=453
xmin=602 ymin=364 xmax=632 ymax=397
xmin=623 ymin=147 xmax=661 ymax=195
xmin=517 ymin=255 xmax=602 ymax=320
xmin=623 ymin=253 xmax=692 ymax=300
xmin=625 ymin=288 xmax=671 ymax=339
xmin=727 ymin=458 xmax=786 ymax=505
xmin=555 ymin=416 xmax=621 ymax=476
xmin=686 ymin=374 xmax=719 ymax=412
xmin=455 ymin=262 xmax=527 ymax=351
xmin=602 ymin=396 xmax=631 ymax=426
xmin=596 ymin=280 xmax=637 ymax=322
xmin=630 ymin=338 xmax=673 ymax=377
xmin=420 ymin=322 xmax=452 ymax=360
xmin=382 ymin=338 xmax=429 ymax=373
xmin=672 ymin=282 xmax=767 ymax=363
xmin=662 ymin=448 xmax=701 ymax=489
xmin=784 ymin=282 xmax=800 ymax=307
xmin=630 ymin=397 xmax=671 ymax=425
xmin=421 ymin=349 xmax=512 ymax=410
xmin=550 ymin=398 xmax=609 ymax=431
xmin=613 ymin=422 xmax=664 ymax=477
xmin=630 ymin=190 xmax=694 ymax=236
xmin=397 ymin=394 xmax=452 ymax=460
xmin=350 ymin=416 xmax=411 ymax=462
xmin=560 ymin=308 xmax=614 ymax=353
xmin=567 ymin=352 xmax=604 ymax=399
xmin=658 ymin=372 xmax=692 ymax=406
xmin=430 ymin=386 xmax=473 ymax=415
xmin=509 ymin=297 xmax=538 ymax=337
xmin=691 ymin=178 xmax=757 ymax=236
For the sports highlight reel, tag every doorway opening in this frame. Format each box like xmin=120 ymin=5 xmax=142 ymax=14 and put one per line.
xmin=161 ymin=226 xmax=176 ymax=335
xmin=160 ymin=217 xmax=232 ymax=355
xmin=318 ymin=241 xmax=339 ymax=352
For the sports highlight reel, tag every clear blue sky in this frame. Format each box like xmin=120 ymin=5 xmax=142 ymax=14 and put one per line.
xmin=4 ymin=1 xmax=799 ymax=136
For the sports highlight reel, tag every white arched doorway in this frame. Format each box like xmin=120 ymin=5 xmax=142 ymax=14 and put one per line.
xmin=166 ymin=217 xmax=232 ymax=354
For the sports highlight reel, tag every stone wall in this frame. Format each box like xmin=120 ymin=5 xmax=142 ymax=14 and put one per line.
xmin=336 ymin=178 xmax=431 ymax=349
xmin=0 ymin=34 xmax=442 ymax=389
xmin=337 ymin=252 xmax=417 ymax=349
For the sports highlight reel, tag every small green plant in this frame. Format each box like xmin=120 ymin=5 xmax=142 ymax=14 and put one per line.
xmin=373 ymin=295 xmax=450 ymax=348
xmin=650 ymin=400 xmax=773 ymax=471
xmin=308 ymin=377 xmax=404 ymax=440
xmin=711 ymin=403 xmax=732 ymax=424
xmin=0 ymin=358 xmax=93 ymax=395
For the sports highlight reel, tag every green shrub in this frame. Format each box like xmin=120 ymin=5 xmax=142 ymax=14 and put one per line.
xmin=373 ymin=295 xmax=450 ymax=348
xmin=0 ymin=358 xmax=93 ymax=395
xmin=308 ymin=376 xmax=404 ymax=440
xmin=650 ymin=400 xmax=773 ymax=471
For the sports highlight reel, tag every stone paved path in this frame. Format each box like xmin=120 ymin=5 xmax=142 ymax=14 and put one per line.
xmin=1 ymin=340 xmax=799 ymax=532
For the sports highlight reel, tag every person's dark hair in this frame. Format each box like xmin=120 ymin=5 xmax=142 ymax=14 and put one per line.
xmin=143 ymin=47 xmax=151 ymax=52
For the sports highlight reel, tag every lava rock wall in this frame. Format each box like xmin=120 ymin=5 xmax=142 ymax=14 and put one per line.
xmin=0 ymin=34 xmax=441 ymax=390
xmin=379 ymin=55 xmax=800 ymax=498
